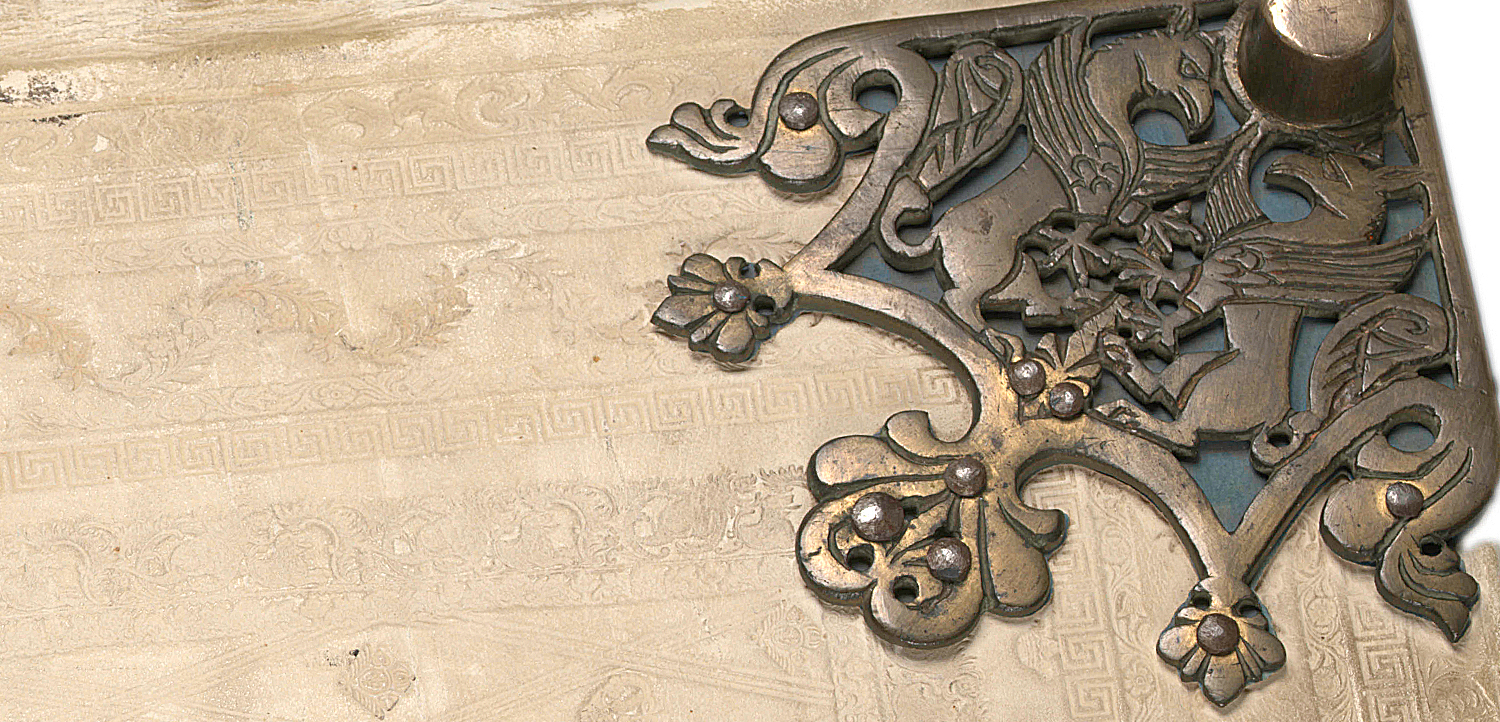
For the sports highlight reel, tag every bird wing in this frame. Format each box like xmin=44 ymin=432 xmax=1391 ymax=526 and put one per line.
xmin=906 ymin=41 xmax=1026 ymax=198
xmin=1134 ymin=139 xmax=1232 ymax=203
xmin=1197 ymin=148 xmax=1264 ymax=241
xmin=1025 ymin=22 xmax=1125 ymax=213
xmin=1205 ymin=219 xmax=1434 ymax=312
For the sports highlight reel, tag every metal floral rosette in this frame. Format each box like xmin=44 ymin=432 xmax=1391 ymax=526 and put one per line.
xmin=646 ymin=0 xmax=1495 ymax=705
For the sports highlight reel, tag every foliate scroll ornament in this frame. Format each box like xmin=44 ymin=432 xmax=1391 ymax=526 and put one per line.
xmin=647 ymin=0 xmax=1497 ymax=707
xmin=797 ymin=413 xmax=1065 ymax=647
xmin=0 ymin=264 xmax=474 ymax=396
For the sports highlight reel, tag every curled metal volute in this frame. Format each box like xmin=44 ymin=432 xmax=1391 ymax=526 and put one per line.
xmin=648 ymin=0 xmax=1499 ymax=706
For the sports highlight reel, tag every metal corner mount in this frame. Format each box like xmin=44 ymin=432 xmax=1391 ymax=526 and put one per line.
xmin=647 ymin=0 xmax=1497 ymax=706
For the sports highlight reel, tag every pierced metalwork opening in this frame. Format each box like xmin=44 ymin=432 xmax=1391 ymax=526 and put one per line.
xmin=647 ymin=0 xmax=1496 ymax=707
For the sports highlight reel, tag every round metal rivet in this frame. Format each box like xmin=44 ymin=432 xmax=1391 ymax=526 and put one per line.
xmin=926 ymin=538 xmax=972 ymax=583
xmin=1196 ymin=613 xmax=1241 ymax=656
xmin=1008 ymin=359 xmax=1046 ymax=397
xmin=943 ymin=456 xmax=987 ymax=497
xmin=1048 ymin=381 xmax=1086 ymax=418
xmin=778 ymin=91 xmax=820 ymax=131
xmin=850 ymin=492 xmax=905 ymax=542
xmin=711 ymin=283 xmax=749 ymax=313
xmin=1385 ymin=481 xmax=1424 ymax=519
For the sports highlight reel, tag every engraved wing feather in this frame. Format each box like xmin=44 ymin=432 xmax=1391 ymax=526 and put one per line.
xmin=1198 ymin=150 xmax=1264 ymax=241
xmin=1025 ymin=24 xmax=1126 ymax=212
xmin=1135 ymin=137 xmax=1245 ymax=212
xmin=908 ymin=41 xmax=1025 ymax=197
xmin=1206 ymin=218 xmax=1433 ymax=308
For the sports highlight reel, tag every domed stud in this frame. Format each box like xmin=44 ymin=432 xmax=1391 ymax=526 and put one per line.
xmin=1237 ymin=0 xmax=1396 ymax=124
xmin=1196 ymin=613 xmax=1242 ymax=656
xmin=943 ymin=456 xmax=988 ymax=497
xmin=925 ymin=538 xmax=972 ymax=583
xmin=1385 ymin=481 xmax=1425 ymax=519
xmin=850 ymin=492 xmax=905 ymax=542
xmin=711 ymin=283 xmax=750 ymax=313
xmin=1048 ymin=381 xmax=1087 ymax=419
xmin=1008 ymin=359 xmax=1047 ymax=398
xmin=778 ymin=91 xmax=820 ymax=131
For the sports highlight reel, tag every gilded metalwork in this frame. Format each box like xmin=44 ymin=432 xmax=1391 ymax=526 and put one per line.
xmin=647 ymin=0 xmax=1497 ymax=706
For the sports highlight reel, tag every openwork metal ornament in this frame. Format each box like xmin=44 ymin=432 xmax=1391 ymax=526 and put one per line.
xmin=648 ymin=0 xmax=1497 ymax=706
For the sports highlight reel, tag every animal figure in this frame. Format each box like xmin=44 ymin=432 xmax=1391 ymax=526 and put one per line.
xmin=645 ymin=7 xmax=1225 ymax=340
xmin=921 ymin=15 xmax=1218 ymax=331
xmin=1097 ymin=150 xmax=1428 ymax=452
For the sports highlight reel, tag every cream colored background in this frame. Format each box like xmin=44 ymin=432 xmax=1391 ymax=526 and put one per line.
xmin=0 ymin=0 xmax=1492 ymax=719
xmin=1410 ymin=1 xmax=1500 ymax=554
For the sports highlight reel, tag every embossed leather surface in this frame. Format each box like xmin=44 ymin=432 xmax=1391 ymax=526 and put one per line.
xmin=0 ymin=0 xmax=1492 ymax=718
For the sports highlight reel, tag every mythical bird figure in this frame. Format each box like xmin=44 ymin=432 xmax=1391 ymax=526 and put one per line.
xmin=910 ymin=13 xmax=1221 ymax=332
xmin=645 ymin=0 xmax=1496 ymax=706
xmin=648 ymin=6 xmax=1228 ymax=333
xmin=1099 ymin=150 xmax=1431 ymax=452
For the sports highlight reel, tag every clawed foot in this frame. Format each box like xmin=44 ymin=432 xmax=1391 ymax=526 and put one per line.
xmin=1097 ymin=332 xmax=1138 ymax=375
xmin=1116 ymin=248 xmax=1193 ymax=302
xmin=1095 ymin=399 xmax=1195 ymax=452
xmin=1118 ymin=299 xmax=1198 ymax=356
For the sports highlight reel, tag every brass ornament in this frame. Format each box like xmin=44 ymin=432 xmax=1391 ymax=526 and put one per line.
xmin=648 ymin=0 xmax=1496 ymax=706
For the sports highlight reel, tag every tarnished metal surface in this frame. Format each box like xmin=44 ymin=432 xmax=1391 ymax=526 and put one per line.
xmin=649 ymin=0 xmax=1497 ymax=706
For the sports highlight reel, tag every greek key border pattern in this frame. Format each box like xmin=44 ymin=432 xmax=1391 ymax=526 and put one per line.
xmin=0 ymin=130 xmax=661 ymax=237
xmin=0 ymin=364 xmax=963 ymax=493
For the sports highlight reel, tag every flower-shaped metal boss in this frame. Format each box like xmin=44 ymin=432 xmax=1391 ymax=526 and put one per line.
xmin=653 ymin=254 xmax=794 ymax=363
xmin=1157 ymin=576 xmax=1287 ymax=705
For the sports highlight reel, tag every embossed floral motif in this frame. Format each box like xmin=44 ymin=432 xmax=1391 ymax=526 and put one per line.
xmin=1157 ymin=576 xmax=1286 ymax=706
xmin=652 ymin=254 xmax=793 ymax=363
xmin=752 ymin=600 xmax=826 ymax=674
xmin=0 ymin=263 xmax=474 ymax=399
xmin=0 ymin=293 xmax=95 ymax=389
xmin=338 ymin=645 xmax=416 ymax=719
xmin=210 ymin=266 xmax=473 ymax=364
xmin=577 ymin=671 xmax=656 ymax=721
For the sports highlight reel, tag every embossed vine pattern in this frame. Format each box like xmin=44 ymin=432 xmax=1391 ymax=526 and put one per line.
xmin=0 ymin=264 xmax=472 ymax=396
